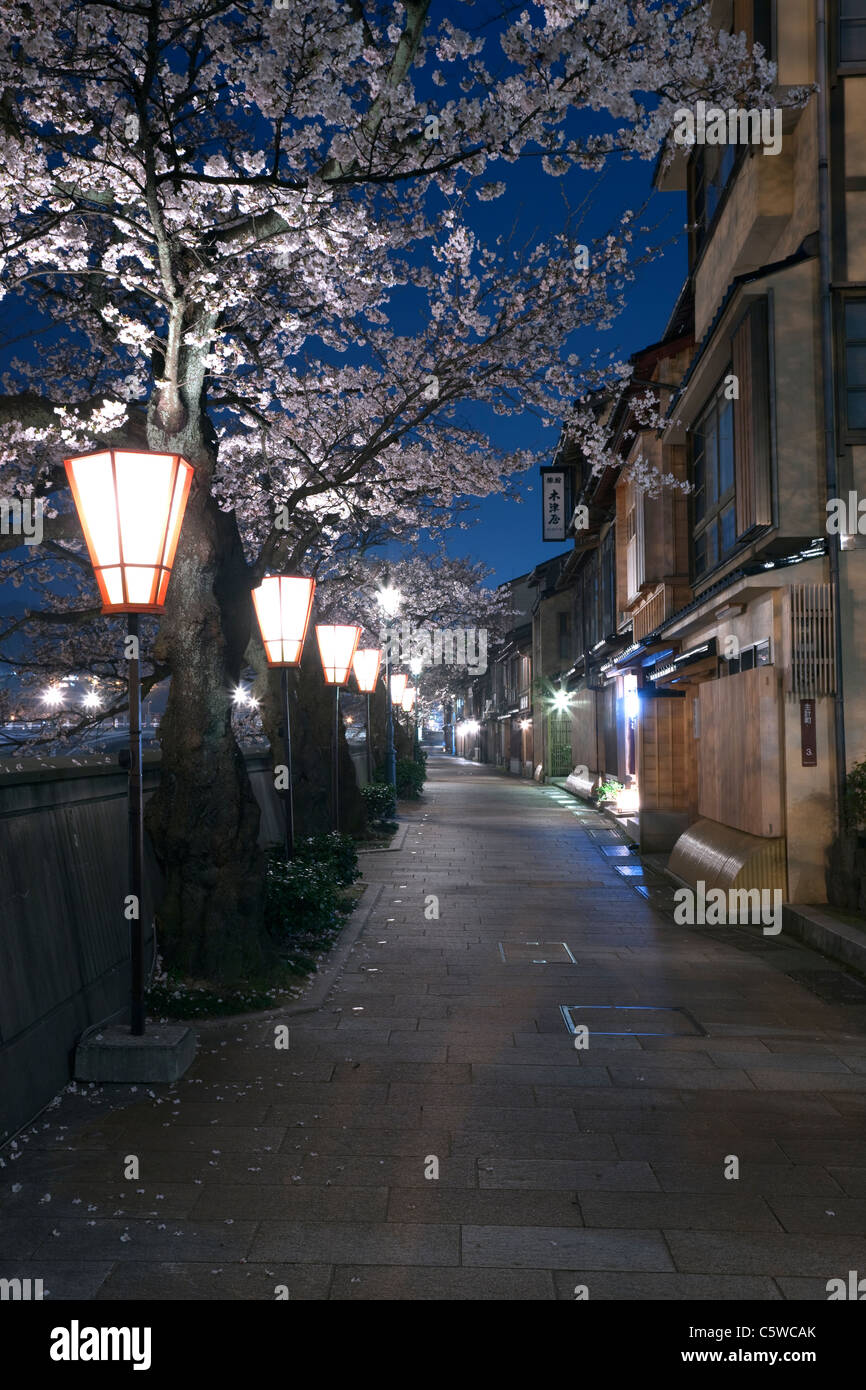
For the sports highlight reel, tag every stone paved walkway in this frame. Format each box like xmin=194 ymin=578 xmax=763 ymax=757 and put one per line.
xmin=3 ymin=753 xmax=866 ymax=1300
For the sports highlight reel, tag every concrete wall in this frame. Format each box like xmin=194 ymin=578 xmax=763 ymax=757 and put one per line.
xmin=0 ymin=751 xmax=283 ymax=1146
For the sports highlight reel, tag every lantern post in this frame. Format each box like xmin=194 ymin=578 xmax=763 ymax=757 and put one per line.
xmin=315 ymin=625 xmax=362 ymax=831
xmin=251 ymin=575 xmax=316 ymax=859
xmin=63 ymin=448 xmax=193 ymax=1036
xmin=351 ymin=648 xmax=382 ymax=784
xmin=376 ymin=582 xmax=401 ymax=789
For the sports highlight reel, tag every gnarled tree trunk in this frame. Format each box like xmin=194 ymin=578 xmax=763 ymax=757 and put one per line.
xmin=144 ymin=419 xmax=270 ymax=984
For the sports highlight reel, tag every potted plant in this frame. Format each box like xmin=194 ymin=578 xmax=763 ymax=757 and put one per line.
xmin=592 ymin=776 xmax=623 ymax=807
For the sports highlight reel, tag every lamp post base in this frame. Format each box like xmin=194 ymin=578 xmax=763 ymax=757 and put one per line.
xmin=74 ymin=1023 xmax=197 ymax=1083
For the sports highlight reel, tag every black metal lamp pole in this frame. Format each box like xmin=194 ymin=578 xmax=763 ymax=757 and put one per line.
xmin=280 ymin=666 xmax=294 ymax=858
xmin=385 ymin=644 xmax=396 ymax=788
xmin=127 ymin=613 xmax=145 ymax=1036
xmin=334 ymin=684 xmax=341 ymax=831
xmin=366 ymin=690 xmax=373 ymax=783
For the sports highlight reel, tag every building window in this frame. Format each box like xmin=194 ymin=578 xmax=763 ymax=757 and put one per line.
xmin=843 ymin=297 xmax=866 ymax=435
xmin=753 ymin=0 xmax=775 ymax=60
xmin=690 ymin=143 xmax=741 ymax=262
xmin=692 ymin=375 xmax=738 ymax=580
xmin=721 ymin=638 xmax=772 ymax=675
xmin=840 ymin=0 xmax=866 ymax=64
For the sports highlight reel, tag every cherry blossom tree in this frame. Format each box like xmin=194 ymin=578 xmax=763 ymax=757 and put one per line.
xmin=0 ymin=0 xmax=784 ymax=979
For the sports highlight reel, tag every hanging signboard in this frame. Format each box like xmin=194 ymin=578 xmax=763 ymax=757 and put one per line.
xmin=541 ymin=467 xmax=568 ymax=541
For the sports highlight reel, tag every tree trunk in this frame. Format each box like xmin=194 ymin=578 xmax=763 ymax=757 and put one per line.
xmin=144 ymin=431 xmax=270 ymax=984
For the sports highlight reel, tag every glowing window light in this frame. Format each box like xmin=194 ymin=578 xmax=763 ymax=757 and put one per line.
xmin=63 ymin=449 xmax=193 ymax=613
xmin=252 ymin=575 xmax=315 ymax=667
xmin=316 ymin=624 xmax=362 ymax=686
xmin=352 ymin=648 xmax=382 ymax=693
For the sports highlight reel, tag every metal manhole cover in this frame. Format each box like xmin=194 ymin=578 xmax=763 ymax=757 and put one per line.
xmin=500 ymin=941 xmax=577 ymax=964
xmin=785 ymin=970 xmax=866 ymax=1005
xmin=559 ymin=1004 xmax=707 ymax=1037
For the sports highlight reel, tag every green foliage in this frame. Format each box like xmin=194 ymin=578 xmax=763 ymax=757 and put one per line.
xmin=146 ymin=838 xmax=361 ymax=1017
xmin=845 ymin=759 xmax=866 ymax=829
xmin=294 ymin=830 xmax=360 ymax=886
xmin=363 ymin=781 xmax=397 ymax=822
xmin=396 ymin=756 xmax=425 ymax=799
xmin=145 ymin=970 xmax=297 ymax=1019
xmin=593 ymin=777 xmax=623 ymax=802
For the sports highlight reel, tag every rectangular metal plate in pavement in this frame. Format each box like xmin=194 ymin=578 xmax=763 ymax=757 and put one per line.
xmin=559 ymin=1004 xmax=706 ymax=1037
xmin=499 ymin=941 xmax=577 ymax=964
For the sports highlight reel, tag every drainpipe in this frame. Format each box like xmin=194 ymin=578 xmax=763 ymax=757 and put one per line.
xmin=816 ymin=0 xmax=848 ymax=829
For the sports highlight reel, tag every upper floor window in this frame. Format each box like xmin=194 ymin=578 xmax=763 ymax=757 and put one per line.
xmin=690 ymin=144 xmax=741 ymax=263
xmin=841 ymin=0 xmax=866 ymax=64
xmin=842 ymin=297 xmax=866 ymax=436
xmin=692 ymin=376 xmax=737 ymax=579
xmin=752 ymin=0 xmax=775 ymax=60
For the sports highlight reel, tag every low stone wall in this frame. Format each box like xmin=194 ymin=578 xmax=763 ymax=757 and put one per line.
xmin=0 ymin=750 xmax=283 ymax=1145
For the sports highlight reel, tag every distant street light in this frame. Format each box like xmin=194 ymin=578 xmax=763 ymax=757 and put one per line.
xmin=375 ymin=582 xmax=401 ymax=788
xmin=352 ymin=647 xmax=382 ymax=784
xmin=251 ymin=574 xmax=316 ymax=858
xmin=316 ymin=624 xmax=361 ymax=831
xmin=63 ymin=447 xmax=194 ymax=1036
xmin=402 ymin=686 xmax=419 ymax=754
xmin=376 ymin=584 xmax=402 ymax=618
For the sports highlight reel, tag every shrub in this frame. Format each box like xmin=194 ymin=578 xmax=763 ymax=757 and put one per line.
xmin=396 ymin=756 xmax=425 ymax=799
xmin=294 ymin=830 xmax=359 ymax=886
xmin=363 ymin=781 xmax=397 ymax=822
xmin=845 ymin=759 xmax=866 ymax=829
xmin=264 ymin=855 xmax=347 ymax=943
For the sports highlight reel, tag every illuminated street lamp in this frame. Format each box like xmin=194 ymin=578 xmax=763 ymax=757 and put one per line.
xmin=251 ymin=574 xmax=316 ymax=858
xmin=402 ymin=685 xmax=419 ymax=755
xmin=63 ymin=447 xmax=194 ymax=1036
xmin=376 ymin=584 xmax=402 ymax=618
xmin=352 ymin=647 xmax=382 ymax=783
xmin=316 ymin=624 xmax=361 ymax=830
xmin=376 ymin=581 xmax=401 ymax=789
xmin=390 ymin=672 xmax=408 ymax=706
